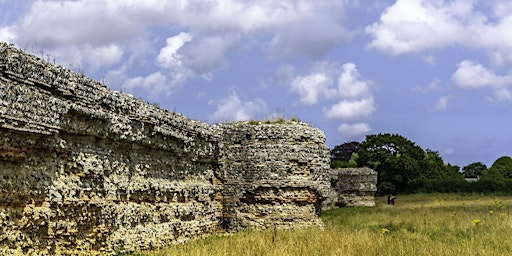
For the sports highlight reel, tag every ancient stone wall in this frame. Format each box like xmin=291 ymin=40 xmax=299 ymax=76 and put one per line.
xmin=322 ymin=167 xmax=377 ymax=209
xmin=0 ymin=42 xmax=334 ymax=255
xmin=217 ymin=122 xmax=330 ymax=231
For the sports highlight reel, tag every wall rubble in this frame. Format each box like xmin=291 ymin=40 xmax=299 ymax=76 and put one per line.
xmin=322 ymin=167 xmax=378 ymax=209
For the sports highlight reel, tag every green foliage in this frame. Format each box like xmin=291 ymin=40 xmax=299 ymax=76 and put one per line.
xmin=330 ymin=141 xmax=360 ymax=162
xmin=463 ymin=162 xmax=487 ymax=178
xmin=336 ymin=134 xmax=512 ymax=194
xmin=357 ymin=133 xmax=425 ymax=194
xmin=330 ymin=159 xmax=357 ymax=168
xmin=486 ymin=156 xmax=512 ymax=179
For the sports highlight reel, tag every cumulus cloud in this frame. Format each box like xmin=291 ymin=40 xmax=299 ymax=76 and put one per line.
xmin=453 ymin=60 xmax=512 ymax=88
xmin=19 ymin=1 xmax=141 ymax=47
xmin=180 ymin=34 xmax=240 ymax=76
xmin=367 ymin=0 xmax=512 ymax=65
xmin=122 ymin=71 xmax=170 ymax=98
xmin=366 ymin=0 xmax=472 ymax=55
xmin=288 ymin=62 xmax=375 ymax=140
xmin=452 ymin=60 xmax=512 ymax=102
xmin=157 ymin=33 xmax=193 ymax=69
xmin=290 ymin=73 xmax=335 ymax=105
xmin=337 ymin=63 xmax=372 ymax=99
xmin=1 ymin=0 xmax=355 ymax=84
xmin=266 ymin=11 xmax=352 ymax=58
xmin=210 ymin=91 xmax=268 ymax=122
xmin=325 ymin=97 xmax=376 ymax=121
xmin=338 ymin=123 xmax=371 ymax=139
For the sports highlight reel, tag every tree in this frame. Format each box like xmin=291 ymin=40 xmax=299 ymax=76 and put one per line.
xmin=487 ymin=156 xmax=512 ymax=178
xmin=462 ymin=162 xmax=487 ymax=178
xmin=331 ymin=141 xmax=360 ymax=162
xmin=357 ymin=133 xmax=425 ymax=194
xmin=421 ymin=150 xmax=447 ymax=180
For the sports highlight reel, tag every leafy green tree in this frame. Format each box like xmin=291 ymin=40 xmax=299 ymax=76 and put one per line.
xmin=421 ymin=150 xmax=447 ymax=180
xmin=331 ymin=141 xmax=360 ymax=161
xmin=462 ymin=162 xmax=487 ymax=178
xmin=357 ymin=133 xmax=425 ymax=194
xmin=411 ymin=150 xmax=464 ymax=193
xmin=486 ymin=156 xmax=512 ymax=178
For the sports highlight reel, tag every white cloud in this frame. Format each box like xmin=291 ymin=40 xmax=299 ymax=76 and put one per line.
xmin=266 ymin=11 xmax=352 ymax=58
xmin=492 ymin=2 xmax=512 ymax=18
xmin=2 ymin=0 xmax=355 ymax=83
xmin=324 ymin=97 xmax=376 ymax=122
xmin=0 ymin=26 xmax=16 ymax=43
xmin=452 ymin=60 xmax=512 ymax=102
xmin=337 ymin=63 xmax=371 ymax=99
xmin=366 ymin=0 xmax=473 ymax=55
xmin=338 ymin=122 xmax=371 ymax=140
xmin=288 ymin=62 xmax=376 ymax=138
xmin=18 ymin=1 xmax=141 ymax=47
xmin=157 ymin=33 xmax=193 ymax=69
xmin=452 ymin=60 xmax=512 ymax=88
xmin=290 ymin=73 xmax=335 ymax=105
xmin=210 ymin=91 xmax=268 ymax=122
xmin=434 ymin=96 xmax=449 ymax=111
xmin=122 ymin=71 xmax=170 ymax=98
xmin=85 ymin=44 xmax=124 ymax=70
xmin=366 ymin=0 xmax=512 ymax=66
xmin=181 ymin=34 xmax=240 ymax=76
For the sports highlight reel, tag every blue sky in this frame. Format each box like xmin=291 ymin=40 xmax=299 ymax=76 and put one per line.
xmin=1 ymin=0 xmax=512 ymax=168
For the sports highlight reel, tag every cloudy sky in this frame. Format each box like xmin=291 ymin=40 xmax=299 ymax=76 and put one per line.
xmin=1 ymin=0 xmax=512 ymax=168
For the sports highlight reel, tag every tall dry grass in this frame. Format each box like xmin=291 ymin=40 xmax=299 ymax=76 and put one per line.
xmin=135 ymin=193 xmax=512 ymax=256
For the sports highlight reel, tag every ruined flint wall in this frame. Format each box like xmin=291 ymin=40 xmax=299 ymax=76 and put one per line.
xmin=0 ymin=42 xmax=331 ymax=255
xmin=217 ymin=122 xmax=330 ymax=231
xmin=322 ymin=167 xmax=377 ymax=209
xmin=0 ymin=43 xmax=222 ymax=255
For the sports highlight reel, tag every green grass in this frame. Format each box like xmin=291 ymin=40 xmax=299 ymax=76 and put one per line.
xmin=135 ymin=194 xmax=512 ymax=255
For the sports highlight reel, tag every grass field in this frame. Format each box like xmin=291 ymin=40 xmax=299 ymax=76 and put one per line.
xmin=135 ymin=193 xmax=512 ymax=256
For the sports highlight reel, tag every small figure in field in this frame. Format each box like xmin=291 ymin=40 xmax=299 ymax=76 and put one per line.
xmin=387 ymin=195 xmax=396 ymax=205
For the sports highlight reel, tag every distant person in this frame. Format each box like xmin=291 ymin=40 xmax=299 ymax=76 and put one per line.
xmin=387 ymin=195 xmax=396 ymax=205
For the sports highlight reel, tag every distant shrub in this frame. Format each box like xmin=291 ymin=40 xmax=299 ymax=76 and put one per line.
xmin=330 ymin=160 xmax=357 ymax=169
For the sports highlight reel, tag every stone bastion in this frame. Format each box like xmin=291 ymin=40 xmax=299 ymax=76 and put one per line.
xmin=0 ymin=42 xmax=376 ymax=255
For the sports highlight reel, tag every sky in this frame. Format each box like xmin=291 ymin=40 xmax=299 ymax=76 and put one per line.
xmin=1 ymin=0 xmax=512 ymax=168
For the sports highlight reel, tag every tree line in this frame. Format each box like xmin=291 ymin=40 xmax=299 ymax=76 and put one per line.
xmin=331 ymin=133 xmax=512 ymax=194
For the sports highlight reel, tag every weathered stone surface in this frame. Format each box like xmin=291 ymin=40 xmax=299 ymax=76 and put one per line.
xmin=0 ymin=43 xmax=222 ymax=255
xmin=217 ymin=122 xmax=330 ymax=231
xmin=323 ymin=167 xmax=378 ymax=209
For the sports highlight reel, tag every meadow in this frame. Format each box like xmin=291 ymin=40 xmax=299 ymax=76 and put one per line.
xmin=136 ymin=193 xmax=512 ymax=256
